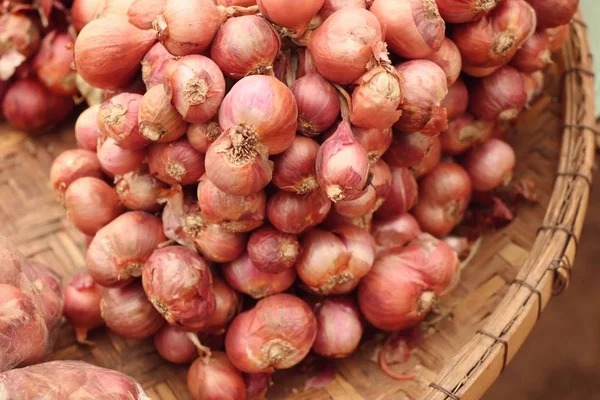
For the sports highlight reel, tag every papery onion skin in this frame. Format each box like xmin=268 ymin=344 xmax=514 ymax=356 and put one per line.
xmin=164 ymin=55 xmax=226 ymax=124
xmin=154 ymin=0 xmax=226 ymax=56
xmin=372 ymin=213 xmax=421 ymax=251
xmin=187 ymin=120 xmax=222 ymax=154
xmin=115 ymin=169 xmax=168 ymax=212
xmin=318 ymin=0 xmax=366 ymax=20
xmin=195 ymin=224 xmax=248 ymax=263
xmin=371 ymin=159 xmax=393 ymax=211
xmin=197 ymin=174 xmax=266 ymax=233
xmin=526 ymin=0 xmax=578 ymax=29
xmin=412 ymin=162 xmax=472 ymax=238
xmin=352 ymin=126 xmax=392 ymax=166
xmin=358 ymin=233 xmax=459 ymax=331
xmin=247 ymin=226 xmax=300 ymax=273
xmin=147 ymin=137 xmax=206 ymax=185
xmin=138 ymin=84 xmax=188 ymax=143
xmin=97 ymin=0 xmax=137 ymax=17
xmin=218 ymin=0 xmax=257 ymax=5
xmin=522 ymin=70 xmax=545 ymax=107
xmin=62 ymin=272 xmax=105 ymax=343
xmin=375 ymin=167 xmax=419 ymax=219
xmin=128 ymin=0 xmax=166 ymax=30
xmin=463 ymin=138 xmax=516 ymax=191
xmin=547 ymin=24 xmax=569 ymax=53
xmin=72 ymin=0 xmax=104 ymax=31
xmin=187 ymin=352 xmax=247 ymax=400
xmin=258 ymin=0 xmax=324 ymax=37
xmin=309 ymin=7 xmax=383 ymax=84
xmin=97 ymin=137 xmax=146 ymax=177
xmin=218 ymin=75 xmax=298 ymax=155
xmin=394 ymin=60 xmax=448 ymax=136
xmin=272 ymin=136 xmax=320 ymax=194
xmin=370 ymin=0 xmax=446 ymax=59
xmin=74 ymin=17 xmax=156 ymax=89
xmin=441 ymin=78 xmax=469 ymax=120
xmin=141 ymin=42 xmax=176 ymax=90
xmin=267 ymin=189 xmax=332 ymax=234
xmin=332 ymin=225 xmax=377 ymax=293
xmin=101 ymin=282 xmax=165 ymax=339
xmin=245 ymin=373 xmax=272 ymax=400
xmin=412 ymin=136 xmax=441 ymax=179
xmin=510 ymin=31 xmax=552 ymax=73
xmin=439 ymin=113 xmax=494 ymax=155
xmin=468 ymin=65 xmax=527 ymax=122
xmin=383 ymin=131 xmax=435 ymax=169
xmin=225 ymin=294 xmax=317 ymax=373
xmin=211 ymin=15 xmax=281 ymax=79
xmin=0 ymin=14 xmax=40 ymax=60
xmin=351 ymin=65 xmax=403 ymax=130
xmin=425 ymin=37 xmax=462 ymax=86
xmin=316 ymin=120 xmax=370 ymax=202
xmin=154 ymin=325 xmax=197 ymax=364
xmin=291 ymin=73 xmax=340 ymax=137
xmin=334 ymin=185 xmax=377 ymax=218
xmin=451 ymin=0 xmax=537 ymax=68
xmin=98 ymin=93 xmax=150 ymax=150
xmin=143 ymin=246 xmax=216 ymax=330
xmin=65 ymin=177 xmax=124 ymax=236
xmin=34 ymin=32 xmax=78 ymax=96
xmin=312 ymin=297 xmax=363 ymax=358
xmin=50 ymin=149 xmax=103 ymax=197
xmin=222 ymin=252 xmax=297 ymax=299
xmin=198 ymin=276 xmax=242 ymax=333
xmin=436 ymin=0 xmax=501 ymax=23
xmin=75 ymin=105 xmax=102 ymax=151
xmin=161 ymin=190 xmax=199 ymax=249
xmin=87 ymin=212 xmax=166 ymax=287
xmin=323 ymin=209 xmax=373 ymax=232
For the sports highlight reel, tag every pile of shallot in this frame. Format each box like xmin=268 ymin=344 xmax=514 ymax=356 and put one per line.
xmin=49 ymin=0 xmax=574 ymax=396
xmin=0 ymin=1 xmax=83 ymax=133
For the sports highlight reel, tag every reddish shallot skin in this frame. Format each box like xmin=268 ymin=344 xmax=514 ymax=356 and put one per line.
xmin=26 ymin=262 xmax=64 ymax=336
xmin=334 ymin=186 xmax=377 ymax=218
xmin=291 ymin=73 xmax=341 ymax=137
xmin=101 ymin=282 xmax=165 ymax=339
xmin=247 ymin=226 xmax=300 ymax=273
xmin=371 ymin=159 xmax=393 ymax=211
xmin=394 ymin=60 xmax=448 ymax=136
xmin=72 ymin=0 xmax=104 ymax=31
xmin=312 ymin=297 xmax=363 ymax=358
xmin=267 ymin=189 xmax=332 ymax=234
xmin=97 ymin=93 xmax=150 ymax=150
xmin=34 ymin=32 xmax=77 ymax=96
xmin=115 ymin=169 xmax=168 ymax=212
xmin=244 ymin=373 xmax=272 ymax=400
xmin=352 ymin=126 xmax=393 ymax=166
xmin=451 ymin=0 xmax=537 ymax=69
xmin=441 ymin=78 xmax=469 ymax=120
xmin=154 ymin=325 xmax=197 ymax=364
xmin=187 ymin=352 xmax=247 ymax=400
xmin=147 ymin=137 xmax=206 ymax=185
xmin=308 ymin=7 xmax=383 ymax=84
xmin=164 ymin=55 xmax=226 ymax=124
xmin=383 ymin=131 xmax=435 ymax=169
xmin=143 ymin=246 xmax=216 ymax=331
xmin=370 ymin=0 xmax=446 ymax=59
xmin=425 ymin=37 xmax=462 ymax=86
xmin=128 ymin=0 xmax=166 ymax=30
xmin=62 ymin=272 xmax=104 ymax=343
xmin=218 ymin=75 xmax=298 ymax=155
xmin=75 ymin=105 xmax=102 ymax=151
xmin=522 ymin=71 xmax=545 ymax=107
xmin=547 ymin=24 xmax=569 ymax=53
xmin=138 ymin=84 xmax=188 ymax=143
xmin=141 ymin=42 xmax=176 ymax=90
xmin=197 ymin=175 xmax=266 ymax=233
xmin=525 ymin=0 xmax=578 ymax=29
xmin=375 ymin=167 xmax=418 ymax=220
xmin=436 ymin=0 xmax=502 ymax=23
xmin=412 ymin=163 xmax=472 ymax=238
xmin=463 ymin=138 xmax=516 ymax=192
xmin=316 ymin=120 xmax=370 ymax=202
xmin=0 ymin=14 xmax=40 ymax=61
xmin=97 ymin=137 xmax=146 ymax=177
xmin=468 ymin=65 xmax=527 ymax=122
xmin=439 ymin=113 xmax=495 ymax=156
xmin=187 ymin=120 xmax=222 ymax=154
xmin=358 ymin=234 xmax=459 ymax=331
xmin=412 ymin=136 xmax=441 ymax=179
xmin=257 ymin=0 xmax=324 ymax=37
xmin=154 ymin=0 xmax=226 ymax=56
xmin=217 ymin=0 xmax=257 ymax=5
xmin=211 ymin=15 xmax=281 ymax=79
xmin=510 ymin=31 xmax=552 ymax=73
xmin=222 ymin=252 xmax=297 ymax=299
xmin=64 ymin=177 xmax=124 ymax=236
xmin=372 ymin=213 xmax=422 ymax=251
xmin=318 ymin=0 xmax=366 ymax=20
xmin=350 ymin=65 xmax=403 ymax=130
xmin=87 ymin=212 xmax=166 ymax=287
xmin=50 ymin=149 xmax=103 ymax=198
xmin=74 ymin=17 xmax=156 ymax=89
xmin=225 ymin=294 xmax=317 ymax=373
xmin=272 ymin=136 xmax=320 ymax=194
xmin=198 ymin=276 xmax=242 ymax=333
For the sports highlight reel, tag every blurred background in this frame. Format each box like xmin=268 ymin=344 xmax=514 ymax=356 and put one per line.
xmin=487 ymin=1 xmax=600 ymax=398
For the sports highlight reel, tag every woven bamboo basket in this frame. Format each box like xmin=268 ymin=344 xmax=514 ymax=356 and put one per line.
xmin=0 ymin=11 xmax=595 ymax=400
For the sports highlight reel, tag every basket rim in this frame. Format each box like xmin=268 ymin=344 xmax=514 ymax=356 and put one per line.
xmin=421 ymin=12 xmax=596 ymax=400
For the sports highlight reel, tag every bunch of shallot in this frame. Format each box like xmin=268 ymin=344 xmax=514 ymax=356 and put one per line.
xmin=47 ymin=0 xmax=573 ymax=395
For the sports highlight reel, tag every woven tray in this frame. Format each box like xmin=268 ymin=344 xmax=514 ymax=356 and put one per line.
xmin=0 ymin=13 xmax=595 ymax=400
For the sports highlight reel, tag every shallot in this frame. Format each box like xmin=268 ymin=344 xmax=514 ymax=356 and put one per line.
xmin=468 ymin=66 xmax=527 ymax=122
xmin=352 ymin=126 xmax=392 ymax=166
xmin=187 ymin=120 xmax=222 ymax=153
xmin=154 ymin=325 xmax=197 ymax=364
xmin=375 ymin=167 xmax=418 ymax=219
xmin=425 ymin=37 xmax=462 ymax=86
xmin=267 ymin=189 xmax=332 ymax=234
xmin=247 ymin=226 xmax=300 ymax=273
xmin=384 ymin=131 xmax=435 ymax=169
xmin=372 ymin=213 xmax=422 ymax=251
xmin=75 ymin=105 xmax=102 ymax=151
xmin=50 ymin=149 xmax=103 ymax=197
xmin=511 ymin=31 xmax=552 ymax=72
xmin=34 ymin=32 xmax=77 ymax=96
xmin=128 ymin=0 xmax=166 ymax=30
xmin=436 ymin=0 xmax=501 ymax=23
xmin=272 ymin=136 xmax=320 ymax=194
xmin=141 ymin=42 xmax=175 ymax=90
xmin=257 ymin=0 xmax=324 ymax=37
xmin=138 ymin=84 xmax=188 ymax=143
xmin=97 ymin=138 xmax=146 ymax=176
xmin=441 ymin=79 xmax=469 ymax=120
xmin=440 ymin=114 xmax=495 ymax=155
xmin=187 ymin=352 xmax=247 ymax=400
xmin=526 ymin=0 xmax=578 ymax=29
xmin=97 ymin=93 xmax=150 ymax=150
xmin=463 ymin=138 xmax=516 ymax=191
xmin=115 ymin=169 xmax=168 ymax=212
xmin=62 ymin=272 xmax=104 ymax=343
xmin=147 ymin=137 xmax=206 ymax=185
xmin=291 ymin=72 xmax=340 ymax=137
xmin=312 ymin=297 xmax=363 ymax=358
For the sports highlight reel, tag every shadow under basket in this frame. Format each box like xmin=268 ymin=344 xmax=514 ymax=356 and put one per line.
xmin=0 ymin=12 xmax=595 ymax=400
